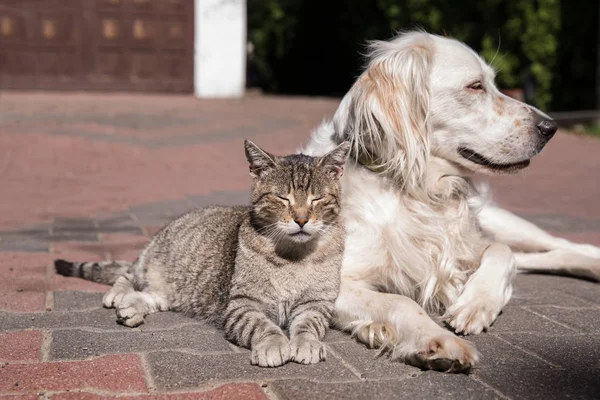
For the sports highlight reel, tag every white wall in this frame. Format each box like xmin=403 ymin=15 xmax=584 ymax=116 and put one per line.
xmin=194 ymin=0 xmax=246 ymax=98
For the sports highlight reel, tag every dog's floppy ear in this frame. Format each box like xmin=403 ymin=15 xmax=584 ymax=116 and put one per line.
xmin=333 ymin=32 xmax=433 ymax=195
xmin=244 ymin=139 xmax=277 ymax=178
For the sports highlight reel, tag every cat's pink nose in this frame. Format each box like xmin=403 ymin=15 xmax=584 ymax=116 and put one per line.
xmin=294 ymin=216 xmax=308 ymax=228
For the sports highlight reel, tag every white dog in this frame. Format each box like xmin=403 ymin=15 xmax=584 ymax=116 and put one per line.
xmin=302 ymin=31 xmax=600 ymax=373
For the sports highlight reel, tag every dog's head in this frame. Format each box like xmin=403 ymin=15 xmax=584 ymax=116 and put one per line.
xmin=428 ymin=35 xmax=556 ymax=174
xmin=333 ymin=31 xmax=557 ymax=193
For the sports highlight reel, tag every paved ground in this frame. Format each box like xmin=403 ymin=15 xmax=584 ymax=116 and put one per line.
xmin=0 ymin=91 xmax=599 ymax=400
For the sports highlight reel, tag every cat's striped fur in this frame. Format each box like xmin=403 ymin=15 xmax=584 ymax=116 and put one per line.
xmin=55 ymin=140 xmax=350 ymax=367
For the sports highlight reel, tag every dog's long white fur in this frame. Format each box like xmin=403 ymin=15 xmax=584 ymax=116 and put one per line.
xmin=301 ymin=31 xmax=600 ymax=371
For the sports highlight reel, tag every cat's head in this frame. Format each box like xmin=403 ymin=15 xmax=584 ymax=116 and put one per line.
xmin=244 ymin=140 xmax=350 ymax=243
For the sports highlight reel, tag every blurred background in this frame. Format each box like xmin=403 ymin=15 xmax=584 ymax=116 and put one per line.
xmin=247 ymin=0 xmax=598 ymax=114
xmin=0 ymin=0 xmax=598 ymax=127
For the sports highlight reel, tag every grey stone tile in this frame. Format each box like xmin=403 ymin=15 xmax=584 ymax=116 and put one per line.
xmin=466 ymin=334 xmax=552 ymax=369
xmin=514 ymin=275 xmax=600 ymax=306
xmin=147 ymin=350 xmax=358 ymax=391
xmin=96 ymin=213 xmax=136 ymax=227
xmin=0 ymin=309 xmax=208 ymax=332
xmin=552 ymin=281 xmax=600 ymax=306
xmin=477 ymin=367 xmax=600 ymax=400
xmin=156 ymin=198 xmax=196 ymax=217
xmin=53 ymin=291 xmax=105 ymax=311
xmin=95 ymin=213 xmax=142 ymax=234
xmin=499 ymin=333 xmax=600 ymax=369
xmin=6 ymin=228 xmax=51 ymax=239
xmin=53 ymin=217 xmax=96 ymax=229
xmin=525 ymin=306 xmax=600 ymax=334
xmin=328 ymin=341 xmax=417 ymax=379
xmin=128 ymin=203 xmax=174 ymax=226
xmin=489 ymin=306 xmax=576 ymax=334
xmin=271 ymin=373 xmax=502 ymax=400
xmin=511 ymin=276 xmax=594 ymax=307
xmin=0 ymin=233 xmax=49 ymax=252
xmin=51 ymin=325 xmax=231 ymax=360
xmin=49 ymin=231 xmax=99 ymax=242
xmin=323 ymin=328 xmax=352 ymax=343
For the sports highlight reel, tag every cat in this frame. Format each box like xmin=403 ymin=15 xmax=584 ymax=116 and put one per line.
xmin=55 ymin=139 xmax=350 ymax=368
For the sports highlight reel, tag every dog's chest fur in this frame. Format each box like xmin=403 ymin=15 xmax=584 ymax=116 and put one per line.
xmin=340 ymin=163 xmax=487 ymax=314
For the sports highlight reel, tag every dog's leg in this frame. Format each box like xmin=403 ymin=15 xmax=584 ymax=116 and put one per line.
xmin=514 ymin=251 xmax=600 ymax=281
xmin=478 ymin=204 xmax=600 ymax=280
xmin=447 ymin=243 xmax=515 ymax=335
xmin=334 ymin=279 xmax=479 ymax=373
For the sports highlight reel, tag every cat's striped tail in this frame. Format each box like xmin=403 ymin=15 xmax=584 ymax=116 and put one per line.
xmin=54 ymin=259 xmax=132 ymax=285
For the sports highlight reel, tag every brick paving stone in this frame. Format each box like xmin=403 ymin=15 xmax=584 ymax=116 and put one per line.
xmin=142 ymin=226 xmax=163 ymax=238
xmin=488 ymin=306 xmax=578 ymax=334
xmin=0 ymin=309 xmax=205 ymax=333
xmin=147 ymin=350 xmax=359 ymax=391
xmin=0 ymin=292 xmax=47 ymax=313
xmin=53 ymin=292 xmax=105 ymax=312
xmin=466 ymin=334 xmax=552 ymax=369
xmin=510 ymin=275 xmax=596 ymax=307
xmin=327 ymin=342 xmax=417 ymax=379
xmin=96 ymin=214 xmax=142 ymax=233
xmin=48 ymin=274 xmax=109 ymax=293
xmin=51 ymin=325 xmax=231 ymax=360
xmin=322 ymin=328 xmax=353 ymax=343
xmin=0 ymin=354 xmax=147 ymax=393
xmin=476 ymin=367 xmax=600 ymax=400
xmin=49 ymin=232 xmax=99 ymax=243
xmin=53 ymin=218 xmax=97 ymax=233
xmin=271 ymin=372 xmax=502 ymax=400
xmin=51 ymin=243 xmax=109 ymax=265
xmin=499 ymin=333 xmax=600 ymax=369
xmin=49 ymin=383 xmax=269 ymax=399
xmin=0 ymin=331 xmax=42 ymax=361
xmin=524 ymin=306 xmax=600 ymax=334
xmin=540 ymin=277 xmax=600 ymax=306
xmin=0 ymin=233 xmax=49 ymax=252
xmin=187 ymin=191 xmax=249 ymax=208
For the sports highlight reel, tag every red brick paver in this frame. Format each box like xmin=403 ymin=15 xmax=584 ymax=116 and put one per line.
xmin=0 ymin=354 xmax=147 ymax=393
xmin=50 ymin=383 xmax=269 ymax=399
xmin=0 ymin=331 xmax=42 ymax=362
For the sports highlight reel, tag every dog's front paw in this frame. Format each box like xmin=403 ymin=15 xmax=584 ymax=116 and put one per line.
xmin=290 ymin=334 xmax=326 ymax=365
xmin=406 ymin=334 xmax=479 ymax=373
xmin=447 ymin=285 xmax=510 ymax=335
xmin=251 ymin=335 xmax=291 ymax=368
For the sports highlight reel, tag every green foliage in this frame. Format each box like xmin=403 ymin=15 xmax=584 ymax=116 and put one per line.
xmin=248 ymin=0 xmax=566 ymax=110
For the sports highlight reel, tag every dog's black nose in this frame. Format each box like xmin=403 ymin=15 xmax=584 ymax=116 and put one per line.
xmin=537 ymin=119 xmax=558 ymax=138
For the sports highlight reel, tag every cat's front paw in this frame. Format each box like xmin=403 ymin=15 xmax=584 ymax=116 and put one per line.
xmin=251 ymin=335 xmax=291 ymax=368
xmin=290 ymin=335 xmax=326 ymax=364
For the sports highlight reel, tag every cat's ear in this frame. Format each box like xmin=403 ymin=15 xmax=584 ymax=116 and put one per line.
xmin=318 ymin=141 xmax=351 ymax=179
xmin=244 ymin=139 xmax=277 ymax=178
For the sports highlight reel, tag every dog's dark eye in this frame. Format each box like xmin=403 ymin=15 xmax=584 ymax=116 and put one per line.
xmin=468 ymin=81 xmax=484 ymax=91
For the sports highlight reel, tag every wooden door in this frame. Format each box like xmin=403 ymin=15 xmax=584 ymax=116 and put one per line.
xmin=0 ymin=0 xmax=194 ymax=92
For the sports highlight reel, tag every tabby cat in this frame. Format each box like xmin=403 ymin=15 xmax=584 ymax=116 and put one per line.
xmin=55 ymin=140 xmax=349 ymax=367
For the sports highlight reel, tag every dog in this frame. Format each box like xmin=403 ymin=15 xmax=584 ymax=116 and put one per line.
xmin=301 ymin=31 xmax=600 ymax=373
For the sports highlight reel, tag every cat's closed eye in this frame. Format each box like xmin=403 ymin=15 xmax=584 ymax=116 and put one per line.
xmin=274 ymin=194 xmax=290 ymax=203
